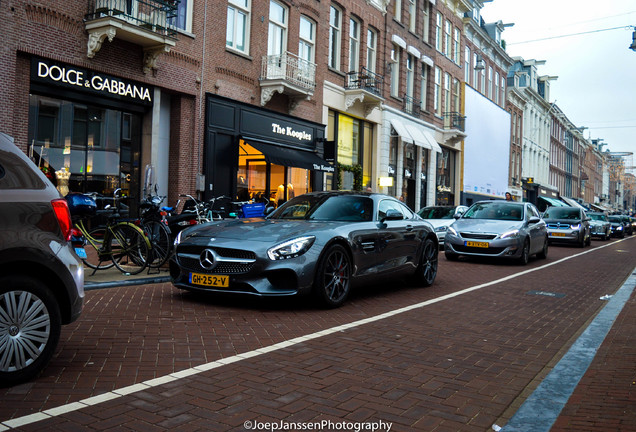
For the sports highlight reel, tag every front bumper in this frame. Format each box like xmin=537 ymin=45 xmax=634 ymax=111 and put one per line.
xmin=169 ymin=239 xmax=319 ymax=297
xmin=547 ymin=228 xmax=582 ymax=243
xmin=444 ymin=235 xmax=523 ymax=259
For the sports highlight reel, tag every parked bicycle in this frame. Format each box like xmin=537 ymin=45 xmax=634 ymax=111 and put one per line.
xmin=137 ymin=191 xmax=172 ymax=268
xmin=67 ymin=189 xmax=151 ymax=275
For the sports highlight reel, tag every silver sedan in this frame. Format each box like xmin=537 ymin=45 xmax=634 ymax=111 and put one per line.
xmin=444 ymin=200 xmax=549 ymax=265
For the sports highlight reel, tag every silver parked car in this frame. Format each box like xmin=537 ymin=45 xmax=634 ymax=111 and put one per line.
xmin=417 ymin=205 xmax=468 ymax=246
xmin=444 ymin=200 xmax=548 ymax=265
xmin=587 ymin=212 xmax=611 ymax=241
xmin=543 ymin=206 xmax=591 ymax=247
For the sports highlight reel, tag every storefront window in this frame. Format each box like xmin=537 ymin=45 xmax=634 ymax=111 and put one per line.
xmin=238 ymin=140 xmax=311 ymax=208
xmin=388 ymin=132 xmax=398 ymax=197
xmin=436 ymin=147 xmax=455 ymax=205
xmin=420 ymin=148 xmax=429 ymax=208
xmin=402 ymin=142 xmax=415 ymax=208
xmin=27 ymin=94 xmax=140 ymax=214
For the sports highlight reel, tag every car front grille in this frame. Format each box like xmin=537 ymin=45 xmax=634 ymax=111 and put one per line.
xmin=175 ymin=245 xmax=256 ymax=274
xmin=453 ymin=245 xmax=505 ymax=255
xmin=460 ymin=232 xmax=497 ymax=240
xmin=547 ymin=222 xmax=572 ymax=229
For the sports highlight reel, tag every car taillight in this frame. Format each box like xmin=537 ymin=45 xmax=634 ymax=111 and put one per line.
xmin=51 ymin=198 xmax=73 ymax=241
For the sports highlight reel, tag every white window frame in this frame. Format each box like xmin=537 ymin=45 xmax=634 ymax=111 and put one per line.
xmin=444 ymin=20 xmax=451 ymax=57
xmin=406 ymin=54 xmax=415 ymax=100
xmin=170 ymin=0 xmax=193 ymax=33
xmin=501 ymin=76 xmax=506 ymax=106
xmin=227 ymin=0 xmax=251 ymax=54
xmin=464 ymin=46 xmax=471 ymax=83
xmin=443 ymin=72 xmax=451 ymax=116
xmin=435 ymin=13 xmax=442 ymax=52
xmin=422 ymin=1 xmax=430 ymax=43
xmin=349 ymin=17 xmax=360 ymax=73
xmin=366 ymin=28 xmax=377 ymax=73
xmin=408 ymin=0 xmax=417 ymax=33
xmin=487 ymin=66 xmax=493 ymax=99
xmin=268 ymin=0 xmax=288 ymax=57
xmin=394 ymin=0 xmax=402 ymax=22
xmin=299 ymin=15 xmax=315 ymax=64
xmin=391 ymin=45 xmax=401 ymax=98
xmin=434 ymin=66 xmax=441 ymax=116
xmin=494 ymin=71 xmax=500 ymax=104
xmin=473 ymin=53 xmax=479 ymax=88
xmin=453 ymin=27 xmax=460 ymax=64
xmin=420 ymin=63 xmax=428 ymax=111
xmin=329 ymin=5 xmax=342 ymax=70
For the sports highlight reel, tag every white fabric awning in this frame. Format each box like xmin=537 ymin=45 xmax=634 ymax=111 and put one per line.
xmin=389 ymin=119 xmax=413 ymax=144
xmin=404 ymin=124 xmax=432 ymax=150
xmin=421 ymin=129 xmax=442 ymax=153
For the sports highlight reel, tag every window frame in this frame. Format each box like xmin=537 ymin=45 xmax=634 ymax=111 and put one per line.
xmin=349 ymin=17 xmax=361 ymax=73
xmin=329 ymin=5 xmax=342 ymax=70
xmin=299 ymin=15 xmax=316 ymax=64
xmin=268 ymin=0 xmax=288 ymax=57
xmin=226 ymin=0 xmax=251 ymax=54
xmin=366 ymin=27 xmax=377 ymax=73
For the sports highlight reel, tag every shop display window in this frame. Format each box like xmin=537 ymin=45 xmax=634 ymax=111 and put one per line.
xmin=27 ymin=94 xmax=141 ymax=215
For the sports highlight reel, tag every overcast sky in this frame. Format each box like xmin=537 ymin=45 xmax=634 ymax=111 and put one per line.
xmin=482 ymin=0 xmax=636 ymax=167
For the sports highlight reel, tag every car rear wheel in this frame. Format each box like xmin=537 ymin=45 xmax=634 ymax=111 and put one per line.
xmin=314 ymin=245 xmax=351 ymax=308
xmin=518 ymin=239 xmax=530 ymax=265
xmin=0 ymin=276 xmax=61 ymax=387
xmin=537 ymin=236 xmax=548 ymax=259
xmin=414 ymin=238 xmax=438 ymax=286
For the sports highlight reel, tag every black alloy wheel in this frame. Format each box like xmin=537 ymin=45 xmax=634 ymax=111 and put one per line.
xmin=415 ymin=238 xmax=438 ymax=286
xmin=314 ymin=244 xmax=351 ymax=308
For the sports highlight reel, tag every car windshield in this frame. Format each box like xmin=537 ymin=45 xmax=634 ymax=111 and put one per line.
xmin=269 ymin=194 xmax=374 ymax=222
xmin=462 ymin=203 xmax=523 ymax=221
xmin=543 ymin=208 xmax=581 ymax=220
xmin=588 ymin=213 xmax=608 ymax=221
xmin=608 ymin=216 xmax=622 ymax=222
xmin=418 ymin=207 xmax=456 ymax=219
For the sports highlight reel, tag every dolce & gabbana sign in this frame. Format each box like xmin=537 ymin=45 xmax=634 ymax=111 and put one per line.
xmin=31 ymin=58 xmax=153 ymax=105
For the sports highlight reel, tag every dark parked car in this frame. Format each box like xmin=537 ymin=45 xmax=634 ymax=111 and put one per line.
xmin=0 ymin=132 xmax=84 ymax=386
xmin=587 ymin=212 xmax=611 ymax=240
xmin=608 ymin=215 xmax=626 ymax=238
xmin=170 ymin=191 xmax=439 ymax=307
xmin=543 ymin=206 xmax=591 ymax=247
xmin=444 ymin=200 xmax=548 ymax=265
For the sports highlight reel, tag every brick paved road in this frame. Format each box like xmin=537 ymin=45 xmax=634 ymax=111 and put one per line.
xmin=1 ymin=237 xmax=635 ymax=431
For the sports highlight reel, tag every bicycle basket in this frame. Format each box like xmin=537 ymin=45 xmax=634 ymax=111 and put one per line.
xmin=65 ymin=193 xmax=97 ymax=217
xmin=241 ymin=203 xmax=266 ymax=218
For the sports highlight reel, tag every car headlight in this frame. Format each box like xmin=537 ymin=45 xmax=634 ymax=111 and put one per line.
xmin=267 ymin=236 xmax=315 ymax=260
xmin=570 ymin=223 xmax=581 ymax=230
xmin=617 ymin=226 xmax=623 ymax=230
xmin=447 ymin=226 xmax=458 ymax=236
xmin=500 ymin=229 xmax=520 ymax=239
xmin=435 ymin=226 xmax=448 ymax=232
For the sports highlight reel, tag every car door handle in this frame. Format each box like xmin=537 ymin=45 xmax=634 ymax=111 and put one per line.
xmin=405 ymin=225 xmax=414 ymax=231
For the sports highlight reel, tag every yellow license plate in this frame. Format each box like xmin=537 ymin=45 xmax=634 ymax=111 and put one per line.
xmin=465 ymin=241 xmax=489 ymax=248
xmin=190 ymin=273 xmax=229 ymax=287
xmin=550 ymin=232 xmax=567 ymax=237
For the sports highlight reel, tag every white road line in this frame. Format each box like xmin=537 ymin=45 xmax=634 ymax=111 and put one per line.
xmin=0 ymin=239 xmax=630 ymax=430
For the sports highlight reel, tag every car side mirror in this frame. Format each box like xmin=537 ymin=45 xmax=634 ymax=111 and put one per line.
xmin=453 ymin=213 xmax=462 ymax=219
xmin=528 ymin=216 xmax=541 ymax=224
xmin=381 ymin=209 xmax=404 ymax=223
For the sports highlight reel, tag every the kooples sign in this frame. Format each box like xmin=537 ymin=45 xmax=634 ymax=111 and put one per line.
xmin=31 ymin=58 xmax=153 ymax=105
xmin=271 ymin=123 xmax=312 ymax=141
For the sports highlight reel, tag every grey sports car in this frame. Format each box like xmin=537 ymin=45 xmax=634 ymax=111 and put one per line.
xmin=444 ymin=200 xmax=549 ymax=264
xmin=169 ymin=191 xmax=439 ymax=307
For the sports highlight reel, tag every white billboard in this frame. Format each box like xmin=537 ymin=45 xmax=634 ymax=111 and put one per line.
xmin=463 ymin=86 xmax=511 ymax=199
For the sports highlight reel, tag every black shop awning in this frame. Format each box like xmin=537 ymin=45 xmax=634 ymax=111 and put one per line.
xmin=242 ymin=137 xmax=334 ymax=173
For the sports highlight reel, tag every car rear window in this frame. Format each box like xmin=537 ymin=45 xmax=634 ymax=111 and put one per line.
xmin=0 ymin=150 xmax=47 ymax=190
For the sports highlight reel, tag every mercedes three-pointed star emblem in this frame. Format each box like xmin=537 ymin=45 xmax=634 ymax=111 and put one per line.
xmin=199 ymin=249 xmax=216 ymax=270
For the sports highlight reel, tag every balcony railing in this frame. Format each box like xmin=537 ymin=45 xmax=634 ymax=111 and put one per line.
xmin=345 ymin=67 xmax=384 ymax=96
xmin=443 ymin=112 xmax=466 ymax=131
xmin=86 ymin=0 xmax=178 ymax=38
xmin=403 ymin=95 xmax=421 ymax=118
xmin=261 ymin=52 xmax=316 ymax=90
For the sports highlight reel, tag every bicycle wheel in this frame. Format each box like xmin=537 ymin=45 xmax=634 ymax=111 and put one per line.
xmin=108 ymin=223 xmax=149 ymax=275
xmin=142 ymin=220 xmax=171 ymax=268
xmin=83 ymin=226 xmax=115 ymax=270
